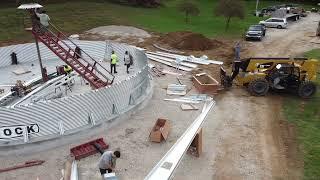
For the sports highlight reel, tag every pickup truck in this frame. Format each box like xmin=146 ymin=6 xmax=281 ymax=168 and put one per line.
xmin=245 ymin=25 xmax=266 ymax=41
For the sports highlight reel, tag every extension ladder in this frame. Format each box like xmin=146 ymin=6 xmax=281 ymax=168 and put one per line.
xmin=31 ymin=23 xmax=114 ymax=89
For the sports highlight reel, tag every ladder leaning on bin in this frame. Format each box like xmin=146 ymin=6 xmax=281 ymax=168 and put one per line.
xmin=31 ymin=23 xmax=115 ymax=89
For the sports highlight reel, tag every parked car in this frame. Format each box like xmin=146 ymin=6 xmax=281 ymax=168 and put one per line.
xmin=285 ymin=4 xmax=299 ymax=11
xmin=245 ymin=25 xmax=266 ymax=41
xmin=311 ymin=8 xmax=318 ymax=13
xmin=259 ymin=18 xmax=287 ymax=29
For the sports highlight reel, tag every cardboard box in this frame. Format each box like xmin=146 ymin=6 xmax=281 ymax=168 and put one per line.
xmin=149 ymin=118 xmax=170 ymax=143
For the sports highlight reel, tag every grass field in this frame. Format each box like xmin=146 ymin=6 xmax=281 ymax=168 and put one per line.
xmin=283 ymin=49 xmax=320 ymax=180
xmin=0 ymin=0 xmax=315 ymax=42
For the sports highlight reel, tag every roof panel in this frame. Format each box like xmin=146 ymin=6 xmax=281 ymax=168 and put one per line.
xmin=17 ymin=3 xmax=43 ymax=10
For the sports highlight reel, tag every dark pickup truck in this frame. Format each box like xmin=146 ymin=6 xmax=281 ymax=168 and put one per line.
xmin=245 ymin=25 xmax=266 ymax=41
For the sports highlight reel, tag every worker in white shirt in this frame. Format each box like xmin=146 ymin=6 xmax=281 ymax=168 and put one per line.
xmin=124 ymin=51 xmax=131 ymax=74
xmin=34 ymin=9 xmax=50 ymax=33
xmin=98 ymin=150 xmax=120 ymax=178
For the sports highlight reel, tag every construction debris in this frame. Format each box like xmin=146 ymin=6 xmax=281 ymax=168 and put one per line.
xmin=165 ymin=94 xmax=208 ymax=104
xmin=147 ymin=54 xmax=197 ymax=68
xmin=164 ymin=98 xmax=200 ymax=104
xmin=103 ymin=172 xmax=118 ymax=180
xmin=183 ymin=94 xmax=208 ymax=101
xmin=0 ymin=160 xmax=45 ymax=173
xmin=146 ymin=51 xmax=223 ymax=73
xmin=149 ymin=64 xmax=166 ymax=77
xmin=69 ymin=34 xmax=80 ymax=40
xmin=12 ymin=68 xmax=31 ymax=75
xmin=149 ymin=51 xmax=223 ymax=65
xmin=153 ymin=44 xmax=185 ymax=54
xmin=149 ymin=118 xmax=170 ymax=143
xmin=70 ymin=138 xmax=108 ymax=160
xmin=180 ymin=103 xmax=199 ymax=111
xmin=166 ymin=84 xmax=187 ymax=96
xmin=176 ymin=76 xmax=183 ymax=85
xmin=147 ymin=55 xmax=192 ymax=72
xmin=161 ymin=69 xmax=182 ymax=76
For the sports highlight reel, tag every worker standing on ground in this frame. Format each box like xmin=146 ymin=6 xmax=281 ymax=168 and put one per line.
xmin=98 ymin=150 xmax=121 ymax=177
xmin=231 ymin=42 xmax=241 ymax=80
xmin=234 ymin=41 xmax=241 ymax=62
xmin=124 ymin=51 xmax=131 ymax=74
xmin=110 ymin=51 xmax=118 ymax=74
xmin=64 ymin=65 xmax=72 ymax=75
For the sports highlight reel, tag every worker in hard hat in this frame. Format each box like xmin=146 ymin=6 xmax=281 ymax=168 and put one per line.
xmin=64 ymin=65 xmax=72 ymax=75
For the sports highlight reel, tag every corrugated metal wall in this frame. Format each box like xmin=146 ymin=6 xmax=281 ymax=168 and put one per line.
xmin=0 ymin=41 xmax=150 ymax=145
xmin=0 ymin=40 xmax=145 ymax=68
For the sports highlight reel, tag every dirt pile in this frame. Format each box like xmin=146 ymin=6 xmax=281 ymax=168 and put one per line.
xmin=159 ymin=31 xmax=222 ymax=51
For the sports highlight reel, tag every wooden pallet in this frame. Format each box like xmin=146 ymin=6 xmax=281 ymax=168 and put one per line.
xmin=70 ymin=138 xmax=108 ymax=160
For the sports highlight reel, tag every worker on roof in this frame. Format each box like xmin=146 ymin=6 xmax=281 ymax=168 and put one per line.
xmin=110 ymin=51 xmax=118 ymax=74
xmin=64 ymin=65 xmax=72 ymax=75
xmin=34 ymin=9 xmax=50 ymax=29
xmin=124 ymin=51 xmax=131 ymax=74
xmin=98 ymin=150 xmax=120 ymax=177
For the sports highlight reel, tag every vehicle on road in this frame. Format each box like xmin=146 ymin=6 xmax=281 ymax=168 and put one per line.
xmin=259 ymin=18 xmax=287 ymax=29
xmin=311 ymin=8 xmax=318 ymax=13
xmin=220 ymin=57 xmax=319 ymax=98
xmin=255 ymin=6 xmax=277 ymax=17
xmin=284 ymin=4 xmax=299 ymax=13
xmin=245 ymin=25 xmax=266 ymax=41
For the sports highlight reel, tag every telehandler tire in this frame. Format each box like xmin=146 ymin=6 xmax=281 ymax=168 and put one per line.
xmin=248 ymin=78 xmax=269 ymax=96
xmin=298 ymin=81 xmax=317 ymax=98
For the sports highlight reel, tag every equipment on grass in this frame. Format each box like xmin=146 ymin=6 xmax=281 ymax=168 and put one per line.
xmin=220 ymin=57 xmax=319 ymax=98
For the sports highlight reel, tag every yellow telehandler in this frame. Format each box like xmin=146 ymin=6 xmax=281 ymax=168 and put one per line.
xmin=220 ymin=57 xmax=318 ymax=98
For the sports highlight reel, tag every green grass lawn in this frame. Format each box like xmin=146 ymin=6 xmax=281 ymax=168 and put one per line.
xmin=0 ymin=0 xmax=315 ymax=42
xmin=283 ymin=49 xmax=320 ymax=180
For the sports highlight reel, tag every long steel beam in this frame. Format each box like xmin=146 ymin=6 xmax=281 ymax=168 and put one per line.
xmin=144 ymin=99 xmax=215 ymax=180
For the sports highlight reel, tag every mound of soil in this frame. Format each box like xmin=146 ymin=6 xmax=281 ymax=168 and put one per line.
xmin=159 ymin=31 xmax=221 ymax=51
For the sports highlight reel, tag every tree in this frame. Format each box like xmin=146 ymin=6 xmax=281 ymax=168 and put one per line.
xmin=214 ymin=0 xmax=245 ymax=31
xmin=177 ymin=1 xmax=200 ymax=24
